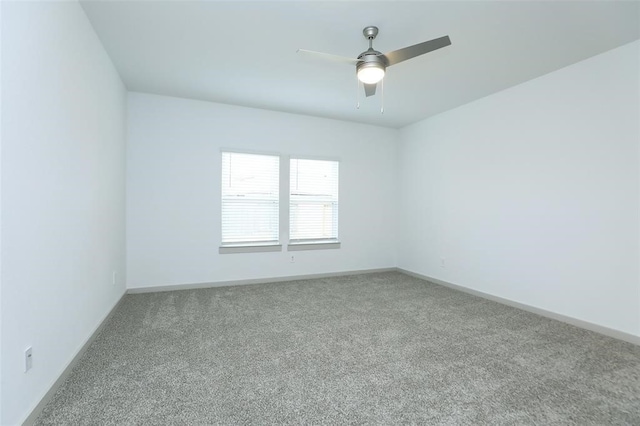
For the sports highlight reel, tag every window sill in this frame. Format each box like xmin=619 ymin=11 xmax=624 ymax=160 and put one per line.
xmin=219 ymin=244 xmax=282 ymax=254
xmin=287 ymin=241 xmax=341 ymax=251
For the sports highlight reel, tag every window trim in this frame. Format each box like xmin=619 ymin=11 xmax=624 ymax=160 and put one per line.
xmin=287 ymin=241 xmax=341 ymax=251
xmin=219 ymin=243 xmax=283 ymax=254
xmin=219 ymin=147 xmax=282 ymax=157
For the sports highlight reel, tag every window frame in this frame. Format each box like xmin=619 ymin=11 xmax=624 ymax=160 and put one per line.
xmin=219 ymin=149 xmax=283 ymax=254
xmin=287 ymin=156 xmax=341 ymax=251
xmin=218 ymin=151 xmax=341 ymax=254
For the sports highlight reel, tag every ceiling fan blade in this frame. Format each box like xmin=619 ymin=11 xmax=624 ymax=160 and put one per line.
xmin=364 ymin=83 xmax=377 ymax=97
xmin=297 ymin=49 xmax=360 ymax=65
xmin=383 ymin=35 xmax=451 ymax=67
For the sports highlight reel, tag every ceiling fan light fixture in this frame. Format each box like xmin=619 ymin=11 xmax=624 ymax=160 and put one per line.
xmin=299 ymin=25 xmax=451 ymax=100
xmin=357 ymin=62 xmax=385 ymax=84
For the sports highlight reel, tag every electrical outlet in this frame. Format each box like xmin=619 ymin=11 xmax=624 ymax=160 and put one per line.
xmin=290 ymin=255 xmax=295 ymax=263
xmin=112 ymin=271 xmax=117 ymax=286
xmin=440 ymin=258 xmax=445 ymax=268
xmin=25 ymin=347 xmax=33 ymax=372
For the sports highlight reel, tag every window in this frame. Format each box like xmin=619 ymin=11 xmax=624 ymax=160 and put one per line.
xmin=289 ymin=158 xmax=339 ymax=244
xmin=221 ymin=152 xmax=279 ymax=247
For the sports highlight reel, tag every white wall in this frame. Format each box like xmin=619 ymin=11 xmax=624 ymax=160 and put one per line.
xmin=0 ymin=1 xmax=4 ymax=421
xmin=127 ymin=93 xmax=398 ymax=290
xmin=1 ymin=2 xmax=127 ymax=424
xmin=398 ymin=41 xmax=640 ymax=337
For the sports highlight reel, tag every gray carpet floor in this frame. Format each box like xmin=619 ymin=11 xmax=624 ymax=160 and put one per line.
xmin=36 ymin=272 xmax=640 ymax=425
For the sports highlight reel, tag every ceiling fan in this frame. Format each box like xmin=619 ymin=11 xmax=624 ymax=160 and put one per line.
xmin=298 ymin=26 xmax=451 ymax=98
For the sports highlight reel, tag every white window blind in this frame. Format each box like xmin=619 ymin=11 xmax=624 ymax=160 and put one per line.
xmin=221 ymin=152 xmax=279 ymax=245
xmin=290 ymin=158 xmax=339 ymax=243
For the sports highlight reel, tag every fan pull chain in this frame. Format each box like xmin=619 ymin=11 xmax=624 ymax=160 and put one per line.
xmin=356 ymin=77 xmax=360 ymax=109
xmin=380 ymin=78 xmax=384 ymax=114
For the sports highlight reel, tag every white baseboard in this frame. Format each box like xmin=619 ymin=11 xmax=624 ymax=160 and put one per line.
xmin=397 ymin=268 xmax=640 ymax=346
xmin=127 ymin=267 xmax=397 ymax=294
xmin=21 ymin=291 xmax=128 ymax=426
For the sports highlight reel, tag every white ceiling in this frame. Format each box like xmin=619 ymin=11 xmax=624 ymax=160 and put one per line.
xmin=80 ymin=1 xmax=640 ymax=128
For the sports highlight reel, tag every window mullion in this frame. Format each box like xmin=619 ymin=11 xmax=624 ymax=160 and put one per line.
xmin=280 ymin=154 xmax=290 ymax=246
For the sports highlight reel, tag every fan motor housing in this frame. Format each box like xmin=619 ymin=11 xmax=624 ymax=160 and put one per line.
xmin=356 ymin=51 xmax=387 ymax=75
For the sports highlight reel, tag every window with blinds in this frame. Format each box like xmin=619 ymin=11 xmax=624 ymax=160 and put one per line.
xmin=221 ymin=152 xmax=279 ymax=245
xmin=289 ymin=158 xmax=339 ymax=243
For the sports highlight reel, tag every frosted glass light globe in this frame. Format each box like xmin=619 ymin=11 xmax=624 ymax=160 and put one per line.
xmin=357 ymin=66 xmax=385 ymax=84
